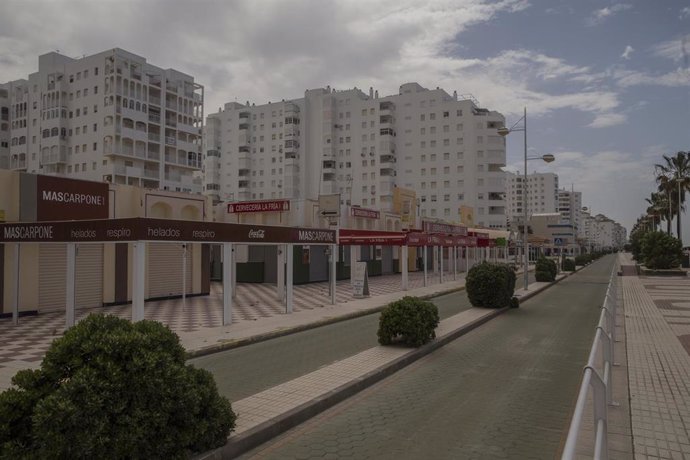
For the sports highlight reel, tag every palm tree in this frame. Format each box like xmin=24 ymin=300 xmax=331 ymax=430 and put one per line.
xmin=655 ymin=151 xmax=690 ymax=244
xmin=656 ymin=175 xmax=677 ymax=235
xmin=646 ymin=192 xmax=671 ymax=232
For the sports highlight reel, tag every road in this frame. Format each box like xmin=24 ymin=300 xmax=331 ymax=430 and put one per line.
xmin=190 ymin=272 xmax=535 ymax=402
xmin=238 ymin=257 xmax=614 ymax=459
xmin=191 ymin=284 xmax=478 ymax=401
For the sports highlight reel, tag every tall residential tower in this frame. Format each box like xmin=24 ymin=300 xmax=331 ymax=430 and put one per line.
xmin=2 ymin=49 xmax=204 ymax=192
xmin=204 ymin=82 xmax=507 ymax=228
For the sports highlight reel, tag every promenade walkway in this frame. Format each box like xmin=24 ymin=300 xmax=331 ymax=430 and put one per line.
xmin=620 ymin=253 xmax=690 ymax=459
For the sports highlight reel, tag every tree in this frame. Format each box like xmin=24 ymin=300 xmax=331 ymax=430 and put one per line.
xmin=656 ymin=151 xmax=690 ymax=244
xmin=0 ymin=315 xmax=236 ymax=458
xmin=645 ymin=192 xmax=668 ymax=232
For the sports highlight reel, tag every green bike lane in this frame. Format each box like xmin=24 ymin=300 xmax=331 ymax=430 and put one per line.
xmin=191 ymin=273 xmax=535 ymax=403
xmin=238 ymin=256 xmax=615 ymax=460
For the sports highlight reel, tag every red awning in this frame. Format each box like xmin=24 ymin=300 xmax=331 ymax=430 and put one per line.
xmin=338 ymin=229 xmax=407 ymax=246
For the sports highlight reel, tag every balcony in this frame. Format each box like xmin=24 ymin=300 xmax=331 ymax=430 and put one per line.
xmin=284 ymin=158 xmax=299 ymax=169
xmin=41 ymin=151 xmax=67 ymax=165
xmin=379 ymin=154 xmax=395 ymax=167
xmin=164 ymin=136 xmax=177 ymax=146
xmin=149 ymin=96 xmax=161 ymax=106
xmin=239 ymin=111 xmax=250 ymax=119
xmin=238 ymin=122 xmax=249 ymax=131
xmin=238 ymin=168 xmax=250 ymax=177
xmin=148 ymin=132 xmax=160 ymax=142
xmin=238 ymin=180 xmax=249 ymax=190
xmin=238 ymin=146 xmax=250 ymax=154
xmin=148 ymin=113 xmax=161 ymax=124
xmin=238 ymin=157 xmax=250 ymax=170
xmin=285 ymin=103 xmax=299 ymax=115
xmin=379 ymin=128 xmax=395 ymax=137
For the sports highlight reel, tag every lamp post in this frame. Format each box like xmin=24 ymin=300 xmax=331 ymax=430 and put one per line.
xmin=498 ymin=107 xmax=555 ymax=291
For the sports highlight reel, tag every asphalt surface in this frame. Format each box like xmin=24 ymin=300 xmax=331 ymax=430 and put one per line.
xmin=190 ymin=272 xmax=535 ymax=402
xmin=238 ymin=257 xmax=614 ymax=459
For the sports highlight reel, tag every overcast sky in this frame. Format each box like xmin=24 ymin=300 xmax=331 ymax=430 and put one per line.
xmin=1 ymin=0 xmax=689 ymax=239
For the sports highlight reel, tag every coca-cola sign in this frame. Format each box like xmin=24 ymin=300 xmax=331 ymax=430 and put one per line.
xmin=248 ymin=229 xmax=266 ymax=239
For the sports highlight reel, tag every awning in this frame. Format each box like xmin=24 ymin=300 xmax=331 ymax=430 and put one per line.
xmin=338 ymin=229 xmax=407 ymax=246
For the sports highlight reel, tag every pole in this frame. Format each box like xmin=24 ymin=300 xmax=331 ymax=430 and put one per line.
xmin=523 ymin=106 xmax=529 ymax=290
xmin=182 ymin=243 xmax=187 ymax=311
xmin=222 ymin=243 xmax=233 ymax=325
xmin=679 ymin=175 xmax=683 ymax=245
xmin=12 ymin=244 xmax=20 ymax=325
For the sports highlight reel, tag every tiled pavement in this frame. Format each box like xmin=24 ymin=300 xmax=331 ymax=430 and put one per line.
xmin=622 ymin=253 xmax=690 ymax=459
xmin=0 ymin=268 xmax=469 ymax=390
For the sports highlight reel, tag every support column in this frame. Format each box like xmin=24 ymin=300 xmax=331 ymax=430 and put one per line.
xmin=330 ymin=243 xmax=337 ymax=305
xmin=182 ymin=243 xmax=187 ymax=310
xmin=277 ymin=244 xmax=285 ymax=301
xmin=350 ymin=245 xmax=358 ymax=285
xmin=231 ymin=246 xmax=237 ymax=299
xmin=423 ymin=245 xmax=428 ymax=287
xmin=132 ymin=241 xmax=146 ymax=322
xmin=12 ymin=244 xmax=20 ymax=325
xmin=222 ymin=243 xmax=233 ymax=326
xmin=401 ymin=245 xmax=409 ymax=290
xmin=453 ymin=246 xmax=457 ymax=280
xmin=286 ymin=244 xmax=294 ymax=313
xmin=66 ymin=243 xmax=76 ymax=328
xmin=440 ymin=247 xmax=444 ymax=284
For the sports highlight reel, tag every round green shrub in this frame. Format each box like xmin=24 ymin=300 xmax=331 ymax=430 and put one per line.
xmin=378 ymin=296 xmax=440 ymax=347
xmin=466 ymin=262 xmax=517 ymax=308
xmin=0 ymin=314 xmax=236 ymax=459
xmin=574 ymin=254 xmax=590 ymax=266
xmin=641 ymin=231 xmax=683 ymax=269
xmin=535 ymin=257 xmax=557 ymax=282
xmin=561 ymin=258 xmax=576 ymax=272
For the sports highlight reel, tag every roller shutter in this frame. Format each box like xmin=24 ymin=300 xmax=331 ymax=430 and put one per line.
xmin=39 ymin=244 xmax=66 ymax=311
xmin=148 ymin=243 xmax=192 ymax=299
xmin=75 ymin=244 xmax=103 ymax=309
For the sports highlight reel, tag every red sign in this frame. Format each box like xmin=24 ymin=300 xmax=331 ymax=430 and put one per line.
xmin=422 ymin=221 xmax=468 ymax=236
xmin=338 ymin=229 xmax=406 ymax=246
xmin=227 ymin=200 xmax=290 ymax=213
xmin=350 ymin=207 xmax=380 ymax=219
xmin=36 ymin=175 xmax=109 ymax=221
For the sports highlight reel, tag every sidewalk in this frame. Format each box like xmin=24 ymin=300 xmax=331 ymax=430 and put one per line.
xmin=620 ymin=253 xmax=690 ymax=459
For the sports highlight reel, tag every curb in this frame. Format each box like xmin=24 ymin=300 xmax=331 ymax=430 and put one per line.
xmin=186 ymin=284 xmax=467 ymax=359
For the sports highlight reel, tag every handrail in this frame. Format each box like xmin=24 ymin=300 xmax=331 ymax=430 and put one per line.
xmin=562 ymin=258 xmax=620 ymax=460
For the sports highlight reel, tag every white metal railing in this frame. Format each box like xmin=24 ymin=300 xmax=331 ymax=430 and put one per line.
xmin=562 ymin=260 xmax=620 ymax=460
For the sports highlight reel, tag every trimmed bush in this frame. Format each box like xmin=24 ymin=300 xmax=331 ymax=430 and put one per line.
xmin=378 ymin=296 xmax=439 ymax=347
xmin=0 ymin=315 xmax=236 ymax=459
xmin=466 ymin=262 xmax=517 ymax=308
xmin=641 ymin=231 xmax=683 ymax=269
xmin=562 ymin=258 xmax=576 ymax=272
xmin=535 ymin=257 xmax=557 ymax=282
xmin=574 ymin=254 xmax=590 ymax=266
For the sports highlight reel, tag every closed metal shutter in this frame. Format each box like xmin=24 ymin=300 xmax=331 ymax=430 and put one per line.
xmin=39 ymin=244 xmax=66 ymax=311
xmin=75 ymin=244 xmax=103 ymax=309
xmin=148 ymin=243 xmax=192 ymax=299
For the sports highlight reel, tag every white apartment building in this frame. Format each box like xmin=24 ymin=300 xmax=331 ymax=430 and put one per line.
xmin=505 ymin=172 xmax=558 ymax=229
xmin=2 ymin=49 xmax=204 ymax=193
xmin=580 ymin=210 xmax=626 ymax=250
xmin=0 ymin=84 xmax=9 ymax=170
xmin=558 ymin=189 xmax=582 ymax=232
xmin=204 ymin=82 xmax=507 ymax=228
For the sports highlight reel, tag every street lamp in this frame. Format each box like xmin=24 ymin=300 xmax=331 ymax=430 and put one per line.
xmin=498 ymin=107 xmax=555 ymax=291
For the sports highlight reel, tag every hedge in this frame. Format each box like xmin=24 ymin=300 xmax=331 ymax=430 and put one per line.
xmin=466 ymin=262 xmax=517 ymax=308
xmin=378 ymin=296 xmax=440 ymax=347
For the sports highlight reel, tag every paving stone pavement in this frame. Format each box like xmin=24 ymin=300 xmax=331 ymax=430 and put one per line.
xmin=624 ymin=272 xmax=690 ymax=459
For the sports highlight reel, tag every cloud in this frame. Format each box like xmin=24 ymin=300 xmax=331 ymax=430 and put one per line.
xmin=586 ymin=3 xmax=632 ymax=26
xmin=615 ymin=68 xmax=690 ymax=87
xmin=621 ymin=45 xmax=634 ymax=60
xmin=587 ymin=113 xmax=627 ymax=128
xmin=0 ymin=0 xmax=622 ymax=130
xmin=681 ymin=7 xmax=690 ymax=19
xmin=652 ymin=34 xmax=690 ymax=63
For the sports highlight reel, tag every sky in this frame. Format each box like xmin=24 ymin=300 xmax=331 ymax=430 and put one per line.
xmin=1 ymin=0 xmax=689 ymax=241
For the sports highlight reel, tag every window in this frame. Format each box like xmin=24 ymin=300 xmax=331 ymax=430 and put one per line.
xmin=430 ymin=127 xmax=436 ymax=134
xmin=93 ymin=142 xmax=97 ymax=151
xmin=430 ymin=113 xmax=436 ymax=120
xmin=94 ymin=86 xmax=98 ymax=94
xmin=456 ymin=110 xmax=462 ymax=116
xmin=421 ymin=127 xmax=426 ymax=135
xmin=420 ymin=114 xmax=425 ymax=121
xmin=443 ymin=111 xmax=449 ymax=118
xmin=94 ymin=67 xmax=99 ymax=76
